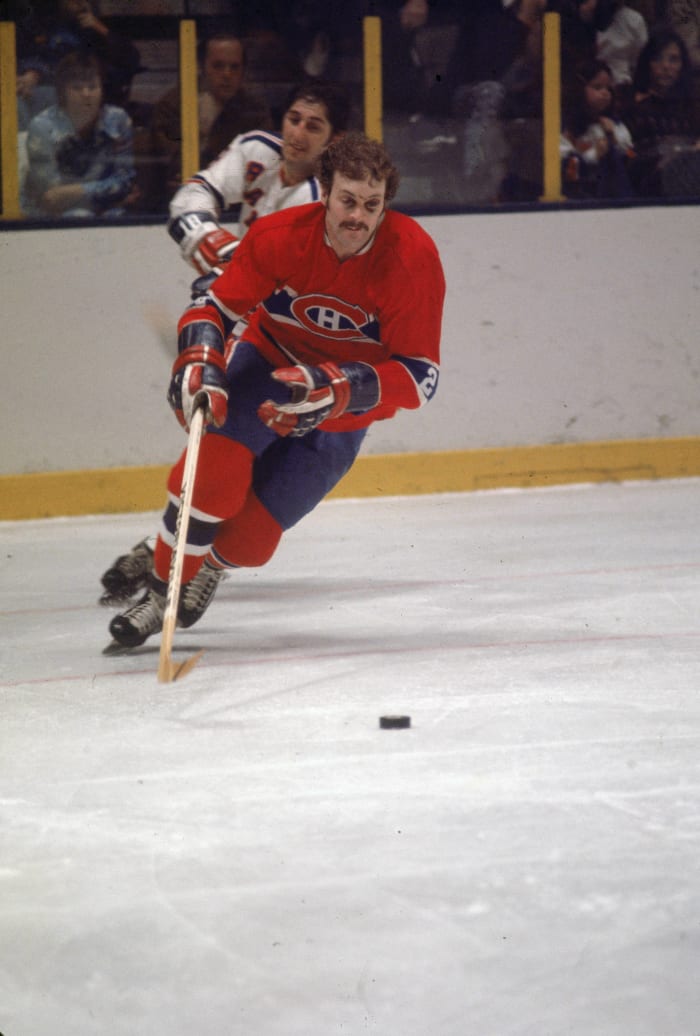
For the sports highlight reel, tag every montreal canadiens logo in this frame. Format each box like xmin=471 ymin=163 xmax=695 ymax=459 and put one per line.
xmin=290 ymin=294 xmax=370 ymax=340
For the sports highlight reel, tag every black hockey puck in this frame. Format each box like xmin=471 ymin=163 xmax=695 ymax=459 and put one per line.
xmin=379 ymin=715 xmax=411 ymax=729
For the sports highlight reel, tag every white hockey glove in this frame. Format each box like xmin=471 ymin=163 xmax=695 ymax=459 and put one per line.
xmin=169 ymin=211 xmax=239 ymax=275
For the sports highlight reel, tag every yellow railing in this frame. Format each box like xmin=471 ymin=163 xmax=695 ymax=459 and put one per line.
xmin=363 ymin=16 xmax=383 ymax=143
xmin=540 ymin=11 xmax=564 ymax=202
xmin=0 ymin=20 xmax=21 ymax=219
xmin=178 ymin=19 xmax=199 ymax=182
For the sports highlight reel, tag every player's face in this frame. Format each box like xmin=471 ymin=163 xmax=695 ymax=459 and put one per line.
xmin=323 ymin=173 xmax=386 ymax=260
xmin=203 ymin=39 xmax=244 ymax=105
xmin=64 ymin=74 xmax=102 ymax=131
xmin=281 ymin=99 xmax=333 ymax=182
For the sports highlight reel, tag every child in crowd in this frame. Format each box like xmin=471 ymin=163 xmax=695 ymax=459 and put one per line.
xmin=560 ymin=57 xmax=635 ymax=197
xmin=22 ymin=50 xmax=135 ymax=219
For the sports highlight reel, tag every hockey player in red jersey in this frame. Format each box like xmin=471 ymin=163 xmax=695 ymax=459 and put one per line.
xmin=108 ymin=132 xmax=445 ymax=648
xmin=99 ymin=78 xmax=350 ymax=605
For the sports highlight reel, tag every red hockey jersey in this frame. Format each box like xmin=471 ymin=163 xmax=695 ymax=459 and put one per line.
xmin=185 ymin=201 xmax=445 ymax=431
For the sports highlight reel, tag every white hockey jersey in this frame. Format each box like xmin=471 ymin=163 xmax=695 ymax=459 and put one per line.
xmin=169 ymin=129 xmax=322 ymax=236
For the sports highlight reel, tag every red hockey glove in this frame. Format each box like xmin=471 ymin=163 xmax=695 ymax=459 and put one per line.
xmin=258 ymin=363 xmax=348 ymax=437
xmin=170 ymin=212 xmax=239 ymax=275
xmin=168 ymin=345 xmax=228 ymax=430
xmin=258 ymin=361 xmax=380 ymax=438
xmin=191 ymin=226 xmax=239 ymax=275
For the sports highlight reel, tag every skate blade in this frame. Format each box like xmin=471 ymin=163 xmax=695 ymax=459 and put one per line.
xmin=157 ymin=650 xmax=204 ymax=683
xmin=103 ymin=639 xmax=141 ymax=656
xmin=99 ymin=592 xmax=137 ymax=608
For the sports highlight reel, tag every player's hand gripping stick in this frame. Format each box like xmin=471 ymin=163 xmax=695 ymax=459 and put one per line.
xmin=168 ymin=345 xmax=228 ymax=430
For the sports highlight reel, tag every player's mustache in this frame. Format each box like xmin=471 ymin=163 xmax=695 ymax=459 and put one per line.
xmin=341 ymin=221 xmax=368 ymax=231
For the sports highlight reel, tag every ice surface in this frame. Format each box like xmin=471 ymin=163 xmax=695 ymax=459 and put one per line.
xmin=1 ymin=481 xmax=699 ymax=1035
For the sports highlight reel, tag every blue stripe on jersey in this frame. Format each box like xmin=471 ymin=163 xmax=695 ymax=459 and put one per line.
xmin=307 ymin=178 xmax=320 ymax=200
xmin=190 ymin=173 xmax=224 ymax=211
xmin=238 ymin=131 xmax=283 ymax=154
xmin=393 ymin=356 xmax=440 ymax=405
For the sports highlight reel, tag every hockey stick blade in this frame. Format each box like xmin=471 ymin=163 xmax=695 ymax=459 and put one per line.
xmin=102 ymin=640 xmax=202 ymax=678
xmin=158 ymin=648 xmax=204 ymax=682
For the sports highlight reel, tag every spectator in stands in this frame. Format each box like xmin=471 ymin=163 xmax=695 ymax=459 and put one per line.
xmin=554 ymin=0 xmax=620 ymax=69
xmin=378 ymin=0 xmax=431 ymax=115
xmin=560 ymin=56 xmax=635 ymax=196
xmin=22 ymin=50 xmax=136 ymax=219
xmin=626 ymin=25 xmax=700 ymax=195
xmin=15 ymin=0 xmax=141 ymax=109
xmin=272 ymin=0 xmax=335 ymax=77
xmin=424 ymin=0 xmax=547 ymax=201
xmin=238 ymin=1 xmax=365 ymax=84
xmin=596 ymin=1 xmax=649 ymax=102
xmin=150 ymin=30 xmax=273 ymax=207
xmin=663 ymin=0 xmax=700 ymax=76
xmin=426 ymin=1 xmax=543 ymax=117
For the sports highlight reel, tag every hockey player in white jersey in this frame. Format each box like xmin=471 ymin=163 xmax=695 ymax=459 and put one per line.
xmin=99 ymin=77 xmax=351 ymax=606
xmin=168 ymin=77 xmax=352 ymax=277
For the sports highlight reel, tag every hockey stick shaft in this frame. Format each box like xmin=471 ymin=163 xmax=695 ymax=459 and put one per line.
xmin=158 ymin=402 xmax=206 ymax=682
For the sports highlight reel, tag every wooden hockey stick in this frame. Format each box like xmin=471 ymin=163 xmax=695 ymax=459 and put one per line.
xmin=158 ymin=401 xmax=206 ymax=683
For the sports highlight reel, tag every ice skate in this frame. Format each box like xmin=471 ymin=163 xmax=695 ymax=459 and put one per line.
xmin=99 ymin=538 xmax=154 ymax=606
xmin=178 ymin=560 xmax=226 ymax=628
xmin=107 ymin=586 xmax=166 ymax=648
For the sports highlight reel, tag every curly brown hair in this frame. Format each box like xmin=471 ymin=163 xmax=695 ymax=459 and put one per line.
xmin=318 ymin=133 xmax=400 ymax=202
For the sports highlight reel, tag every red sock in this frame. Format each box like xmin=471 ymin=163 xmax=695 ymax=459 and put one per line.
xmin=211 ymin=492 xmax=283 ymax=568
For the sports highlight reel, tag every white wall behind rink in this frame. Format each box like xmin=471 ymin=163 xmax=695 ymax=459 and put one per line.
xmin=1 ymin=203 xmax=699 ymax=476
